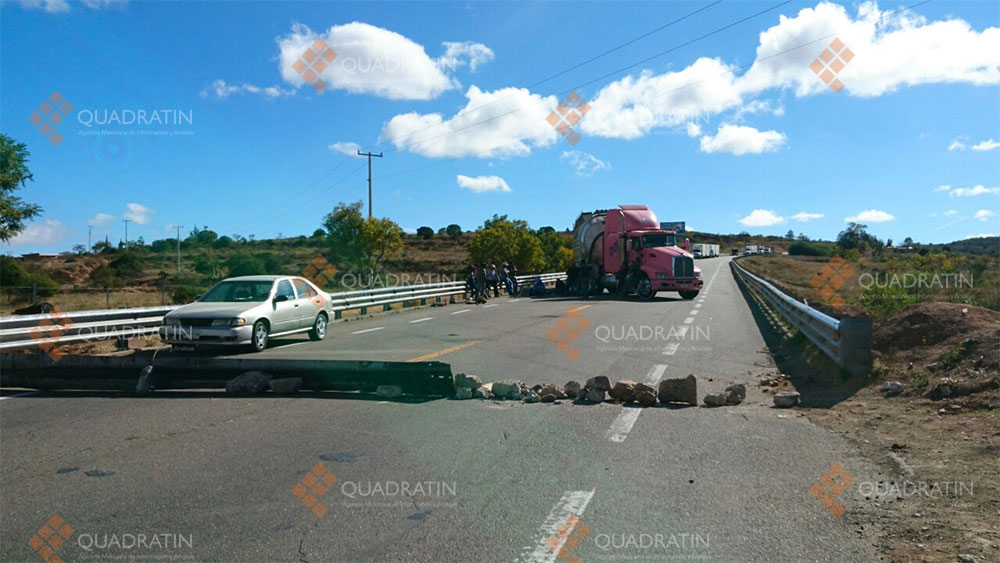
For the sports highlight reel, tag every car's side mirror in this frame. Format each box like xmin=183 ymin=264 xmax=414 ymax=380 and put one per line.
xmin=273 ymin=294 xmax=289 ymax=303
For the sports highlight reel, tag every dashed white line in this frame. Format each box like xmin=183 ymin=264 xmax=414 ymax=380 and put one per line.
xmin=409 ymin=317 xmax=433 ymax=324
xmin=690 ymin=309 xmax=700 ymax=315
xmin=694 ymin=303 xmax=702 ymax=308
xmin=683 ymin=317 xmax=694 ymax=324
xmin=663 ymin=342 xmax=680 ymax=356
xmin=520 ymin=490 xmax=596 ymax=563
xmin=451 ymin=309 xmax=471 ymax=315
xmin=351 ymin=327 xmax=385 ymax=334
xmin=606 ymin=365 xmax=667 ymax=442
xmin=483 ymin=304 xmax=498 ymax=308
xmin=508 ymin=299 xmax=521 ymax=303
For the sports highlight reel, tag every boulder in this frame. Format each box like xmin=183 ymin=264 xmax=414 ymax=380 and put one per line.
xmin=225 ymin=371 xmax=272 ymax=395
xmin=472 ymin=387 xmax=492 ymax=400
xmin=455 ymin=387 xmax=473 ymax=400
xmin=541 ymin=393 xmax=557 ymax=403
xmin=538 ymin=383 xmax=565 ymax=399
xmin=657 ymin=374 xmax=697 ymax=405
xmin=454 ymin=373 xmax=482 ymax=389
xmin=524 ymin=392 xmax=541 ymax=403
xmin=609 ymin=380 xmax=637 ymax=402
xmin=585 ymin=376 xmax=612 ymax=392
xmin=510 ymin=392 xmax=525 ymax=401
xmin=703 ymin=393 xmax=727 ymax=407
xmin=773 ymin=392 xmax=800 ymax=408
xmin=376 ymin=385 xmax=403 ymax=399
xmin=633 ymin=383 xmax=657 ymax=406
xmin=724 ymin=384 xmax=746 ymax=404
xmin=881 ymin=381 xmax=904 ymax=396
xmin=270 ymin=377 xmax=302 ymax=395
xmin=492 ymin=380 xmax=524 ymax=399
xmin=583 ymin=388 xmax=606 ymax=403
xmin=564 ymin=381 xmax=582 ymax=399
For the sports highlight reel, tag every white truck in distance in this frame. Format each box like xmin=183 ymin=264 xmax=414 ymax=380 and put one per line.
xmin=691 ymin=244 xmax=719 ymax=258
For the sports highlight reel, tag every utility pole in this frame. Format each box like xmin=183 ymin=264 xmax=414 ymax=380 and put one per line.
xmin=174 ymin=225 xmax=184 ymax=274
xmin=357 ymin=150 xmax=383 ymax=219
xmin=123 ymin=219 xmax=131 ymax=250
xmin=88 ymin=226 xmax=93 ymax=253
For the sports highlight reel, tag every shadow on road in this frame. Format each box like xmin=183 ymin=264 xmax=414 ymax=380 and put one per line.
xmin=0 ymin=388 xmax=445 ymax=403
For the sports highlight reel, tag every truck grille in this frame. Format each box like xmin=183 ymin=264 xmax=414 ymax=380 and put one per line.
xmin=673 ymin=256 xmax=695 ymax=278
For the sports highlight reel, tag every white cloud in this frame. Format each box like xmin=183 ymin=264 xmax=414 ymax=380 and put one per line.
xmin=972 ymin=139 xmax=1000 ymax=151
xmin=436 ymin=41 xmax=495 ymax=72
xmin=943 ymin=209 xmax=958 ymax=217
xmin=7 ymin=220 xmax=67 ymax=246
xmin=200 ymin=79 xmax=295 ymax=99
xmin=739 ymin=2 xmax=1000 ymax=98
xmin=947 ymin=184 xmax=1000 ymax=197
xmin=123 ymin=203 xmax=154 ymax=225
xmin=277 ymin=22 xmax=490 ymax=100
xmin=699 ymin=124 xmax=786 ymax=155
xmin=686 ymin=123 xmax=702 ymax=138
xmin=948 ymin=139 xmax=968 ymax=151
xmin=739 ymin=209 xmax=785 ymax=227
xmin=19 ymin=0 xmax=69 ymax=11
xmin=791 ymin=212 xmax=824 ymax=222
xmin=456 ymin=174 xmax=511 ymax=193
xmin=87 ymin=213 xmax=115 ymax=227
xmin=328 ymin=142 xmax=362 ymax=157
xmin=934 ymin=185 xmax=952 ymax=192
xmin=845 ymin=209 xmax=895 ymax=223
xmin=560 ymin=151 xmax=610 ymax=177
xmin=974 ymin=209 xmax=996 ymax=221
xmin=380 ymin=86 xmax=558 ymax=158
xmin=965 ymin=233 xmax=997 ymax=239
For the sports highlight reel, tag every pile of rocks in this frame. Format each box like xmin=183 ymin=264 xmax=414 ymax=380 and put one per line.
xmin=702 ymin=384 xmax=745 ymax=407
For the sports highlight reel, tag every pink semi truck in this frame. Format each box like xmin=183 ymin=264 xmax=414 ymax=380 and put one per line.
xmin=572 ymin=205 xmax=703 ymax=300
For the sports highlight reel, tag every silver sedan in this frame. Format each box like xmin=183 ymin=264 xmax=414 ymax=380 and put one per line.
xmin=159 ymin=275 xmax=331 ymax=352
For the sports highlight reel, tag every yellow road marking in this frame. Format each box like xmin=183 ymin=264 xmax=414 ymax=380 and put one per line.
xmin=407 ymin=341 xmax=482 ymax=363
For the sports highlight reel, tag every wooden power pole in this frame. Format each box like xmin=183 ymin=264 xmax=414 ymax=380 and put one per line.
xmin=357 ymin=150 xmax=383 ymax=219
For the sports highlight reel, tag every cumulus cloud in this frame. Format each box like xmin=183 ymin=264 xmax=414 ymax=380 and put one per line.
xmin=200 ymin=79 xmax=295 ymax=99
xmin=845 ymin=209 xmax=895 ymax=223
xmin=972 ymin=139 xmax=1000 ymax=151
xmin=739 ymin=209 xmax=785 ymax=227
xmin=965 ymin=233 xmax=997 ymax=239
xmin=456 ymin=174 xmax=511 ymax=193
xmin=88 ymin=213 xmax=115 ymax=227
xmin=276 ymin=22 xmax=491 ymax=100
xmin=7 ymin=219 xmax=67 ymax=246
xmin=561 ymin=151 xmax=610 ymax=177
xmin=944 ymin=184 xmax=1000 ymax=197
xmin=380 ymin=86 xmax=558 ymax=158
xmin=328 ymin=141 xmax=362 ymax=157
xmin=686 ymin=123 xmax=702 ymax=138
xmin=974 ymin=209 xmax=996 ymax=221
xmin=791 ymin=212 xmax=824 ymax=222
xmin=699 ymin=124 xmax=786 ymax=155
xmin=123 ymin=203 xmax=154 ymax=225
xmin=19 ymin=0 xmax=124 ymax=12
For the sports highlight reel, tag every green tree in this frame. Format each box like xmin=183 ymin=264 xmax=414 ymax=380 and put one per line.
xmin=536 ymin=228 xmax=573 ymax=272
xmin=446 ymin=224 xmax=462 ymax=239
xmin=322 ymin=201 xmax=366 ymax=268
xmin=416 ymin=226 xmax=434 ymax=239
xmin=225 ymin=254 xmax=266 ymax=277
xmin=110 ymin=252 xmax=145 ymax=280
xmin=837 ymin=222 xmax=883 ymax=252
xmin=467 ymin=215 xmax=545 ymax=272
xmin=357 ymin=217 xmax=403 ymax=284
xmin=0 ymin=135 xmax=42 ymax=242
xmin=214 ymin=235 xmax=234 ymax=249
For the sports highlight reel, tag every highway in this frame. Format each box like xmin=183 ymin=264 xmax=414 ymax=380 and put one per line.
xmin=0 ymin=257 xmax=883 ymax=562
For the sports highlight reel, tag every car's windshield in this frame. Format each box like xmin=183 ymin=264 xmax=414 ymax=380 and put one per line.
xmin=641 ymin=233 xmax=677 ymax=248
xmin=199 ymin=281 xmax=273 ymax=302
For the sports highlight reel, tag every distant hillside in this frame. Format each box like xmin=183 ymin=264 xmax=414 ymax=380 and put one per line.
xmin=925 ymin=236 xmax=999 ymax=256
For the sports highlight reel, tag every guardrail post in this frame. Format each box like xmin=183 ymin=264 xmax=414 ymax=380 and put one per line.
xmin=383 ymin=304 xmax=391 ymax=312
xmin=839 ymin=316 xmax=872 ymax=377
xmin=334 ymin=310 xmax=342 ymax=320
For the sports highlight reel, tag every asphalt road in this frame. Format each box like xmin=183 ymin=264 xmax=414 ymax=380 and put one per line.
xmin=1 ymin=257 xmax=884 ymax=562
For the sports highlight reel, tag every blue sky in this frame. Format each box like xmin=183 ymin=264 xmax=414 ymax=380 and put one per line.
xmin=3 ymin=0 xmax=998 ymax=253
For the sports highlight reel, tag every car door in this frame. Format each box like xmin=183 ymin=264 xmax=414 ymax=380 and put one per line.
xmin=271 ymin=279 xmax=300 ymax=334
xmin=292 ymin=278 xmax=320 ymax=328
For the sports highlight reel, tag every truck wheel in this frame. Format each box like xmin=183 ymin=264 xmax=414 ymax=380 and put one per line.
xmin=635 ymin=275 xmax=656 ymax=301
xmin=679 ymin=290 xmax=699 ymax=300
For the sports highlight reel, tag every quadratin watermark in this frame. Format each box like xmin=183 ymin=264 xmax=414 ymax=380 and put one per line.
xmin=547 ymin=307 xmax=591 ymax=361
xmin=857 ymin=272 xmax=975 ymax=290
xmin=809 ymin=37 xmax=854 ymax=93
xmin=28 ymin=306 xmax=74 ymax=361
xmin=810 ymin=255 xmax=854 ymax=310
xmin=29 ymin=514 xmax=194 ymax=562
xmin=293 ymin=462 xmax=457 ymax=518
xmin=546 ymin=514 xmax=711 ymax=562
xmin=595 ymin=324 xmax=710 ymax=354
xmin=546 ymin=90 xmax=591 ymax=146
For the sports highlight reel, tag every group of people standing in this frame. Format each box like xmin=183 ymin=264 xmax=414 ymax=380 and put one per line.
xmin=465 ymin=263 xmax=518 ymax=303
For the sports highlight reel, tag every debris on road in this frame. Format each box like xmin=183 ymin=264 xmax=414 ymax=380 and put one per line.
xmin=658 ymin=374 xmax=697 ymax=405
xmin=270 ymin=377 xmax=302 ymax=395
xmin=773 ymin=392 xmax=801 ymax=408
xmin=225 ymin=371 xmax=272 ymax=395
xmin=633 ymin=383 xmax=657 ymax=406
xmin=491 ymin=379 xmax=527 ymax=399
xmin=609 ymin=380 xmax=636 ymax=402
xmin=585 ymin=376 xmax=612 ymax=392
xmin=703 ymin=393 xmax=727 ymax=407
xmin=455 ymin=387 xmax=473 ymax=400
xmin=725 ymin=383 xmax=746 ymax=404
xmin=455 ymin=373 xmax=482 ymax=389
xmin=880 ymin=381 xmax=904 ymax=396
xmin=564 ymin=381 xmax=581 ymax=398
xmin=376 ymin=385 xmax=403 ymax=399
xmin=583 ymin=388 xmax=606 ymax=403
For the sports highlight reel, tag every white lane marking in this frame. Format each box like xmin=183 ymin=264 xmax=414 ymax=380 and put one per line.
xmin=606 ymin=365 xmax=667 ymax=442
xmin=351 ymin=327 xmax=385 ymax=334
xmin=508 ymin=299 xmax=521 ymax=303
xmin=483 ymin=304 xmax=498 ymax=308
xmin=520 ymin=490 xmax=596 ymax=563
xmin=675 ymin=326 xmax=689 ymax=338
xmin=663 ymin=342 xmax=680 ymax=356
xmin=451 ymin=309 xmax=471 ymax=315
xmin=683 ymin=317 xmax=694 ymax=324
xmin=409 ymin=317 xmax=433 ymax=324
xmin=0 ymin=391 xmax=37 ymax=401
xmin=279 ymin=341 xmax=312 ymax=349
xmin=690 ymin=309 xmax=700 ymax=316
xmin=694 ymin=303 xmax=702 ymax=308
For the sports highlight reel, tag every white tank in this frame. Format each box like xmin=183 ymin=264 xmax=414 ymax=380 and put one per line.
xmin=572 ymin=211 xmax=607 ymax=263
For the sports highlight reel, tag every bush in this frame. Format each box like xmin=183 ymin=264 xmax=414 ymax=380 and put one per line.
xmin=416 ymin=226 xmax=434 ymax=239
xmin=89 ymin=264 xmax=124 ymax=289
xmin=225 ymin=254 xmax=266 ymax=277
xmin=110 ymin=252 xmax=145 ymax=279
xmin=788 ymin=242 xmax=830 ymax=256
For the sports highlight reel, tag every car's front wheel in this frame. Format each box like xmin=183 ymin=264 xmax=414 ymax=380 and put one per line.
xmin=251 ymin=320 xmax=269 ymax=352
xmin=309 ymin=313 xmax=328 ymax=341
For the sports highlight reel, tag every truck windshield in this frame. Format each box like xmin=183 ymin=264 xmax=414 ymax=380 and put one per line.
xmin=641 ymin=234 xmax=676 ymax=248
xmin=199 ymin=280 xmax=274 ymax=302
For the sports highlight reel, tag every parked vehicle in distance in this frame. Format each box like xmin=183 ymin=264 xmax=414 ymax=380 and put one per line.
xmin=573 ymin=205 xmax=703 ymax=300
xmin=691 ymin=243 xmax=720 ymax=258
xmin=160 ymin=275 xmax=331 ymax=352
xmin=731 ymin=248 xmax=740 ymax=256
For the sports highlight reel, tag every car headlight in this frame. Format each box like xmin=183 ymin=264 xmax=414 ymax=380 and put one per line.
xmin=164 ymin=317 xmax=181 ymax=326
xmin=211 ymin=318 xmax=245 ymax=327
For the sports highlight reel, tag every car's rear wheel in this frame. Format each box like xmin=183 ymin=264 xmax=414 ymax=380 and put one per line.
xmin=680 ymin=290 xmax=699 ymax=300
xmin=309 ymin=313 xmax=328 ymax=341
xmin=251 ymin=320 xmax=269 ymax=352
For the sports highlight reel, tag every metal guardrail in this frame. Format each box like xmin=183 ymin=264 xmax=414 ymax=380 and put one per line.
xmin=730 ymin=258 xmax=871 ymax=376
xmin=0 ymin=272 xmax=567 ymax=352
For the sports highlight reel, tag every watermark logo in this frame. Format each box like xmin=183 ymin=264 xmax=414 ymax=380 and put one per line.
xmin=300 ymin=254 xmax=339 ymax=287
xmin=28 ymin=514 xmax=74 ymax=562
xmin=292 ymin=461 xmax=338 ymax=518
xmin=810 ymin=462 xmax=854 ymax=517
xmin=28 ymin=91 xmax=74 ymax=146
xmin=810 ymin=255 xmax=854 ymax=310
xmin=809 ymin=37 xmax=854 ymax=93
xmin=547 ymin=307 xmax=591 ymax=362
xmin=293 ymin=39 xmax=338 ymax=94
xmin=28 ymin=306 xmax=74 ymax=361
xmin=546 ymin=91 xmax=591 ymax=146
xmin=545 ymin=514 xmax=590 ymax=563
